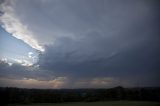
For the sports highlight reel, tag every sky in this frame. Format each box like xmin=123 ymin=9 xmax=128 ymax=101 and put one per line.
xmin=0 ymin=0 xmax=160 ymax=89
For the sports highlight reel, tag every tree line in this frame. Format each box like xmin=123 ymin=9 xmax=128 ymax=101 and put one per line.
xmin=0 ymin=86 xmax=160 ymax=105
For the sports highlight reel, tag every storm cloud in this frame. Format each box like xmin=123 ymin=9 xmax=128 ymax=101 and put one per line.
xmin=0 ymin=0 xmax=160 ymax=88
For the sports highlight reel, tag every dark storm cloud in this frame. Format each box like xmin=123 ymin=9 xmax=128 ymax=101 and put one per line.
xmin=38 ymin=28 xmax=160 ymax=87
xmin=0 ymin=0 xmax=5 ymax=16
xmin=38 ymin=34 xmax=160 ymax=86
xmin=37 ymin=0 xmax=160 ymax=87
xmin=0 ymin=0 xmax=160 ymax=88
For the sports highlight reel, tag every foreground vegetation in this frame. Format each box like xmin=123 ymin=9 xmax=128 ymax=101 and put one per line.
xmin=1 ymin=86 xmax=160 ymax=105
xmin=8 ymin=101 xmax=160 ymax=106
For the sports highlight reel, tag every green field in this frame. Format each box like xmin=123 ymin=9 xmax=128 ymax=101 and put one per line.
xmin=8 ymin=101 xmax=160 ymax=106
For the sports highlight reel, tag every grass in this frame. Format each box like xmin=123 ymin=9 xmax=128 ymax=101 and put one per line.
xmin=8 ymin=101 xmax=160 ymax=106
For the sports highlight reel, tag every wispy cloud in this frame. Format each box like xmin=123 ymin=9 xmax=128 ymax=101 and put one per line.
xmin=0 ymin=0 xmax=44 ymax=51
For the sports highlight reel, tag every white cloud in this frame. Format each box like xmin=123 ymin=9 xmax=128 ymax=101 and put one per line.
xmin=28 ymin=52 xmax=33 ymax=58
xmin=1 ymin=56 xmax=34 ymax=66
xmin=0 ymin=0 xmax=44 ymax=51
xmin=12 ymin=58 xmax=33 ymax=66
xmin=1 ymin=58 xmax=8 ymax=62
xmin=8 ymin=62 xmax=13 ymax=66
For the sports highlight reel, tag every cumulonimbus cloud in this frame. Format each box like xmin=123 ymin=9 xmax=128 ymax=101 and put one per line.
xmin=0 ymin=0 xmax=44 ymax=51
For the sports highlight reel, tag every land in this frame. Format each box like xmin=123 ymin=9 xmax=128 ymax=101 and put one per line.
xmin=1 ymin=86 xmax=160 ymax=105
xmin=8 ymin=101 xmax=160 ymax=106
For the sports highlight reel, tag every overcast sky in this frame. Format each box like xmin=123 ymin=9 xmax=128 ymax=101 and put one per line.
xmin=0 ymin=0 xmax=160 ymax=89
